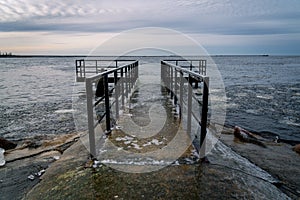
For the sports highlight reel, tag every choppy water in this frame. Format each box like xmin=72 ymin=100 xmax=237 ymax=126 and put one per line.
xmin=0 ymin=56 xmax=299 ymax=143
xmin=215 ymin=56 xmax=300 ymax=143
xmin=0 ymin=57 xmax=78 ymax=139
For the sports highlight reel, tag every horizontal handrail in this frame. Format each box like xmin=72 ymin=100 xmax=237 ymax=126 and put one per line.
xmin=162 ymin=59 xmax=207 ymax=76
xmin=161 ymin=61 xmax=208 ymax=80
xmin=76 ymin=59 xmax=137 ymax=82
xmin=86 ymin=61 xmax=138 ymax=82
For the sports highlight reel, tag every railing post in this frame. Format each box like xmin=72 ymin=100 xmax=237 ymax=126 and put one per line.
xmin=187 ymin=74 xmax=193 ymax=136
xmin=104 ymin=75 xmax=111 ymax=134
xmin=161 ymin=61 xmax=164 ymax=83
xmin=86 ymin=78 xmax=96 ymax=157
xmin=125 ymin=67 xmax=128 ymax=98
xmin=161 ymin=61 xmax=166 ymax=86
xmin=174 ymin=69 xmax=178 ymax=105
xmin=114 ymin=71 xmax=119 ymax=119
xmin=83 ymin=60 xmax=86 ymax=78
xmin=96 ymin=60 xmax=98 ymax=74
xmin=121 ymin=68 xmax=125 ymax=108
xmin=199 ymin=60 xmax=201 ymax=75
xmin=128 ymin=65 xmax=132 ymax=94
xmin=136 ymin=61 xmax=139 ymax=83
xmin=166 ymin=65 xmax=171 ymax=94
xmin=179 ymin=71 xmax=184 ymax=118
xmin=170 ymin=66 xmax=173 ymax=99
xmin=200 ymin=77 xmax=209 ymax=158
xmin=79 ymin=60 xmax=83 ymax=78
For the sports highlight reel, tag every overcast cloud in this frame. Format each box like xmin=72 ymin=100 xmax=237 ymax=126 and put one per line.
xmin=0 ymin=0 xmax=299 ymax=55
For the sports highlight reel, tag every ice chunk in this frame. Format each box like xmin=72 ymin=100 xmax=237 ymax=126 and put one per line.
xmin=28 ymin=175 xmax=35 ymax=180
xmin=142 ymin=142 xmax=152 ymax=147
xmin=35 ymin=169 xmax=46 ymax=177
xmin=124 ymin=141 xmax=131 ymax=145
xmin=151 ymin=139 xmax=163 ymax=145
xmin=53 ymin=156 xmax=60 ymax=160
xmin=94 ymin=160 xmax=101 ymax=165
xmin=0 ymin=148 xmax=5 ymax=167
xmin=132 ymin=143 xmax=142 ymax=150
xmin=116 ymin=136 xmax=134 ymax=142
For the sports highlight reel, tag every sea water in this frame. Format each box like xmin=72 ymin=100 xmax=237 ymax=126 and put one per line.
xmin=0 ymin=56 xmax=299 ymax=143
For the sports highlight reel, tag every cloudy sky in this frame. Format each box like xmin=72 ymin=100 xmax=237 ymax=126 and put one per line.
xmin=0 ymin=0 xmax=299 ymax=55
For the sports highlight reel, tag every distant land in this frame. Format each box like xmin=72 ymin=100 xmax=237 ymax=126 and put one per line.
xmin=0 ymin=51 xmax=13 ymax=57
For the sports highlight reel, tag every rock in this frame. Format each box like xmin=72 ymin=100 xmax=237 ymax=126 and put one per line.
xmin=0 ymin=137 xmax=17 ymax=150
xmin=293 ymin=144 xmax=300 ymax=154
xmin=233 ymin=126 xmax=266 ymax=148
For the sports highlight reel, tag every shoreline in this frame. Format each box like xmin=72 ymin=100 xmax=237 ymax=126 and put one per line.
xmin=220 ymin=126 xmax=300 ymax=199
xmin=0 ymin=126 xmax=299 ymax=199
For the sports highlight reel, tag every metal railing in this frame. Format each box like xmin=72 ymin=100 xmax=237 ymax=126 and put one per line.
xmin=85 ymin=60 xmax=139 ymax=156
xmin=76 ymin=59 xmax=136 ymax=82
xmin=161 ymin=60 xmax=209 ymax=158
xmin=163 ymin=59 xmax=207 ymax=76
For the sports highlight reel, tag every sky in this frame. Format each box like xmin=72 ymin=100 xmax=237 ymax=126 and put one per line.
xmin=0 ymin=0 xmax=299 ymax=55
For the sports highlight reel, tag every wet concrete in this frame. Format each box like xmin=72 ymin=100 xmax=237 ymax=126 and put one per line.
xmin=23 ymin=133 xmax=291 ymax=200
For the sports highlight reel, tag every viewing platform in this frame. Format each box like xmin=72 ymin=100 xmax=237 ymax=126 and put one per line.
xmin=75 ymin=58 xmax=209 ymax=161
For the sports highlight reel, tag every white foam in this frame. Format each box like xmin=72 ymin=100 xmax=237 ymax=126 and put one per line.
xmin=245 ymin=109 xmax=259 ymax=115
xmin=256 ymin=95 xmax=273 ymax=100
xmin=54 ymin=109 xmax=76 ymax=114
xmin=100 ymin=158 xmax=173 ymax=166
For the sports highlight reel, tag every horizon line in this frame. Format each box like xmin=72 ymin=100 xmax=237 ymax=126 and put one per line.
xmin=1 ymin=54 xmax=299 ymax=57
